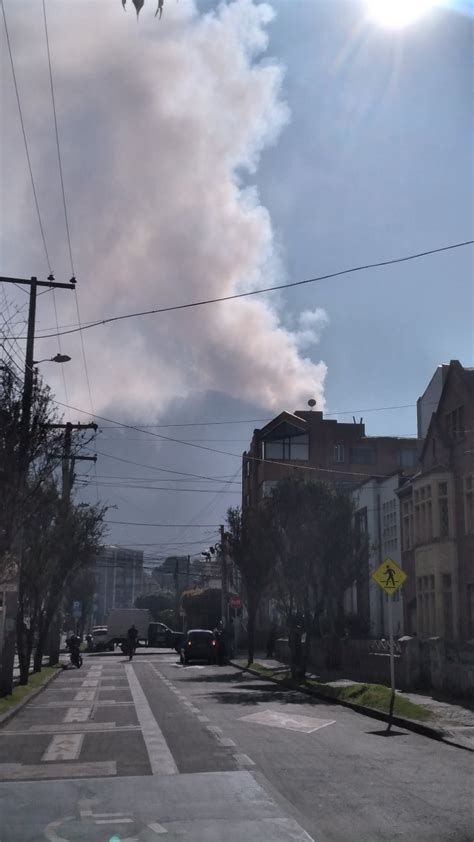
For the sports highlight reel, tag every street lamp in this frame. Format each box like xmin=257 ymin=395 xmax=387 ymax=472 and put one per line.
xmin=33 ymin=353 xmax=71 ymax=364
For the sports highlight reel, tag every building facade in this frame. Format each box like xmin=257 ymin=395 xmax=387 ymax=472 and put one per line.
xmin=398 ymin=361 xmax=474 ymax=640
xmin=242 ymin=408 xmax=420 ymax=508
xmin=92 ymin=546 xmax=144 ymax=626
xmin=346 ymin=474 xmax=405 ymax=638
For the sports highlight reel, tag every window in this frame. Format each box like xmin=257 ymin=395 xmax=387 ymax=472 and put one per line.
xmin=245 ymin=460 xmax=250 ymax=478
xmin=417 ymin=574 xmax=436 ymax=636
xmin=442 ymin=574 xmax=453 ymax=639
xmin=414 ymin=483 xmax=432 ymax=543
xmin=464 ymin=475 xmax=474 ymax=533
xmin=438 ymin=481 xmax=449 ymax=538
xmin=350 ymin=446 xmax=376 ymax=465
xmin=398 ymin=448 xmax=418 ymax=468
xmin=334 ymin=444 xmax=345 ymax=463
xmin=382 ymin=499 xmax=398 ymax=552
xmin=263 ymin=433 xmax=309 ymax=461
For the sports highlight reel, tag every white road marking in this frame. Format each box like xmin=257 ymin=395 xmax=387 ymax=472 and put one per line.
xmin=125 ymin=664 xmax=178 ymax=775
xmin=74 ymin=690 xmax=95 ymax=702
xmin=234 ymin=753 xmax=255 ymax=768
xmin=42 ymin=733 xmax=84 ymax=761
xmin=0 ymin=761 xmax=117 ymax=783
xmin=197 ymin=714 xmax=210 ymax=723
xmin=216 ymin=736 xmax=236 ymax=747
xmin=27 ymin=722 xmax=116 ymax=733
xmin=148 ymin=821 xmax=168 ymax=834
xmin=63 ymin=707 xmax=92 ymax=723
xmin=95 ymin=818 xmax=134 ymax=824
xmin=239 ymin=709 xmax=336 ymax=733
xmin=81 ymin=679 xmax=99 ymax=688
xmin=206 ymin=725 xmax=223 ymax=734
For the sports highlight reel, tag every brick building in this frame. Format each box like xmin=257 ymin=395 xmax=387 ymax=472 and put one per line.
xmin=242 ymin=408 xmax=420 ymax=508
xmin=398 ymin=361 xmax=474 ymax=640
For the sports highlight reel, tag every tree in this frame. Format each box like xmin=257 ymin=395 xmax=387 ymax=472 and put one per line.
xmin=135 ymin=591 xmax=175 ymax=622
xmin=64 ymin=567 xmax=97 ymax=637
xmin=267 ymin=476 xmax=367 ymax=677
xmin=180 ymin=588 xmax=221 ymax=630
xmin=226 ymin=505 xmax=276 ymax=667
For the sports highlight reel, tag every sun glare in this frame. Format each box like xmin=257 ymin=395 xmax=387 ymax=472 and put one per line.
xmin=366 ymin=0 xmax=437 ymax=28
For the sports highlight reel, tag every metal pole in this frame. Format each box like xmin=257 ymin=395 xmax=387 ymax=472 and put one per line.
xmin=387 ymin=594 xmax=395 ymax=731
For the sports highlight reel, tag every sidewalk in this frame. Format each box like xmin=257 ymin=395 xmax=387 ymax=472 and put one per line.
xmin=232 ymin=653 xmax=474 ymax=751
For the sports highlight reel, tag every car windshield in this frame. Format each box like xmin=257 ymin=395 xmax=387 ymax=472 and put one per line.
xmin=1 ymin=2 xmax=472 ymax=841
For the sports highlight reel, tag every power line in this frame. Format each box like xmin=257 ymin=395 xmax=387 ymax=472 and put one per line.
xmin=7 ymin=239 xmax=473 ymax=341
xmin=106 ymin=520 xmax=221 ymax=527
xmin=1 ymin=2 xmax=52 ymax=274
xmin=41 ymin=0 xmax=97 ymax=495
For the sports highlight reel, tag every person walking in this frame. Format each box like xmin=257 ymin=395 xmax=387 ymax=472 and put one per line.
xmin=127 ymin=624 xmax=138 ymax=660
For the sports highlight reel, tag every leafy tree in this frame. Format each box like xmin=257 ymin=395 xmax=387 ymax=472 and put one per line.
xmin=267 ymin=476 xmax=367 ymax=676
xmin=226 ymin=505 xmax=276 ymax=666
xmin=180 ymin=587 xmax=221 ymax=630
xmin=135 ymin=591 xmax=175 ymax=622
xmin=64 ymin=567 xmax=97 ymax=637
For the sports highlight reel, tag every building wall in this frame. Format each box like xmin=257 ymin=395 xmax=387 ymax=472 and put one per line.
xmin=350 ymin=474 xmax=404 ymax=638
xmin=243 ymin=410 xmax=420 ymax=509
xmin=93 ymin=546 xmax=144 ymax=626
xmin=416 ymin=364 xmax=448 ymax=438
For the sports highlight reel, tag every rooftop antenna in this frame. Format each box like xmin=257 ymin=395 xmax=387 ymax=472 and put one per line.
xmin=308 ymin=399 xmax=316 ymax=411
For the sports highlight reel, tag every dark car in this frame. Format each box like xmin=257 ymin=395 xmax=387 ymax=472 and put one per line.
xmin=147 ymin=622 xmax=184 ymax=652
xmin=180 ymin=629 xmax=217 ymax=665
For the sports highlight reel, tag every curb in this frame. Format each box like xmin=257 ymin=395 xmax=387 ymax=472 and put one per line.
xmin=230 ymin=661 xmax=474 ymax=754
xmin=0 ymin=667 xmax=61 ymax=728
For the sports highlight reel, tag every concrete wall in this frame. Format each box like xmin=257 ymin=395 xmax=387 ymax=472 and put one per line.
xmin=274 ymin=635 xmax=474 ymax=699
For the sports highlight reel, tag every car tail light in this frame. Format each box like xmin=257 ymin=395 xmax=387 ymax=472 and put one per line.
xmin=187 ymin=641 xmax=192 ymax=646
xmin=211 ymin=640 xmax=216 ymax=646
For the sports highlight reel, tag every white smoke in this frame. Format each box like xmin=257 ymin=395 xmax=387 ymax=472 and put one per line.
xmin=2 ymin=0 xmax=327 ymax=414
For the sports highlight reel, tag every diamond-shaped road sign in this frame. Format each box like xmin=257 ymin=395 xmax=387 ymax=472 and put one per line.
xmin=371 ymin=557 xmax=407 ymax=595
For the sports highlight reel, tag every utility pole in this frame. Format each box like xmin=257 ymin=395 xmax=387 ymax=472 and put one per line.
xmin=220 ymin=525 xmax=229 ymax=628
xmin=0 ymin=275 xmax=75 ymax=696
xmin=46 ymin=422 xmax=97 ymax=666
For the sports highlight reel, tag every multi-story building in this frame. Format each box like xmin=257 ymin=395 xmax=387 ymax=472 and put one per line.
xmin=92 ymin=545 xmax=144 ymax=626
xmin=346 ymin=473 xmax=406 ymax=638
xmin=398 ymin=361 xmax=474 ymax=640
xmin=242 ymin=407 xmax=420 ymax=508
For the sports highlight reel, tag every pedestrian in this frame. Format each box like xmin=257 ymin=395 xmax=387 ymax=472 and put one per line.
xmin=127 ymin=624 xmax=138 ymax=658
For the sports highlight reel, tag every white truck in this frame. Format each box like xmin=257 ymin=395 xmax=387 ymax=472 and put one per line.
xmin=103 ymin=608 xmax=151 ymax=650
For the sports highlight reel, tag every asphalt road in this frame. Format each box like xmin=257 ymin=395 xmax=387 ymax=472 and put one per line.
xmin=0 ymin=651 xmax=472 ymax=841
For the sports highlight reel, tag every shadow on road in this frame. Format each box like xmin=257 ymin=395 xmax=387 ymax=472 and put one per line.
xmin=180 ymin=671 xmax=245 ymax=684
xmin=207 ymin=684 xmax=331 ymax=707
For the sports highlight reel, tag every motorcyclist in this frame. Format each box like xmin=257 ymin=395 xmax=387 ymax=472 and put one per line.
xmin=66 ymin=632 xmax=82 ymax=668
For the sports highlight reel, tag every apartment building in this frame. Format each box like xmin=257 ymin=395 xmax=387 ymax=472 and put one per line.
xmin=398 ymin=361 xmax=474 ymax=640
xmin=92 ymin=545 xmax=144 ymax=625
xmin=242 ymin=407 xmax=420 ymax=508
xmin=346 ymin=473 xmax=406 ymax=638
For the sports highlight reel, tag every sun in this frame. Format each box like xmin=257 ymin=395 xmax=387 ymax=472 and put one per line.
xmin=366 ymin=0 xmax=438 ymax=28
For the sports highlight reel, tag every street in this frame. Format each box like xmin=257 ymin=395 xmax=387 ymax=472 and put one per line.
xmin=1 ymin=652 xmax=472 ymax=841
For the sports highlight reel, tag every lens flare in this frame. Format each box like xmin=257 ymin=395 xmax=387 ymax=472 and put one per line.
xmin=366 ymin=0 xmax=438 ymax=27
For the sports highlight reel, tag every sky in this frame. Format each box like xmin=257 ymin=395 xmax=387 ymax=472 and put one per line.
xmin=1 ymin=0 xmax=473 ymax=570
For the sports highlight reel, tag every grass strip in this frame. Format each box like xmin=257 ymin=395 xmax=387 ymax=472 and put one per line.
xmin=0 ymin=666 xmax=60 ymax=716
xmin=248 ymin=662 xmax=431 ymax=722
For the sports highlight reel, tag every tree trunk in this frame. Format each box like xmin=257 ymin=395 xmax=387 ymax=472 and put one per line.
xmin=247 ymin=604 xmax=256 ymax=667
xmin=16 ymin=610 xmax=30 ymax=685
xmin=33 ymin=614 xmax=45 ymax=672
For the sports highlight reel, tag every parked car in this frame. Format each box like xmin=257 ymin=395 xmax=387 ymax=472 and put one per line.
xmin=90 ymin=626 xmax=109 ymax=651
xmin=180 ymin=629 xmax=217 ymax=665
xmin=148 ymin=622 xmax=184 ymax=652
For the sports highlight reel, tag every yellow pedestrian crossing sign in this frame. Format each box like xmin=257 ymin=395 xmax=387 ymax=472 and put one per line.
xmin=371 ymin=557 xmax=407 ymax=595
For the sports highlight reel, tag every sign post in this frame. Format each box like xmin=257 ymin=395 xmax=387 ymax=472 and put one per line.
xmin=371 ymin=557 xmax=407 ymax=731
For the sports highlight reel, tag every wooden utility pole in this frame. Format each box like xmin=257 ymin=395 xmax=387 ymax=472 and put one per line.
xmin=46 ymin=422 xmax=97 ymax=666
xmin=0 ymin=275 xmax=75 ymax=696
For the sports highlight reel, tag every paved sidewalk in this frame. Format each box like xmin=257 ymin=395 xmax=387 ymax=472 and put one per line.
xmin=233 ymin=653 xmax=474 ymax=751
